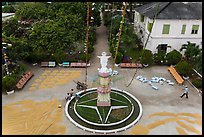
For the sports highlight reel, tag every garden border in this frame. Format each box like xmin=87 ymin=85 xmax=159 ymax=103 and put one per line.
xmin=65 ymin=88 xmax=143 ymax=134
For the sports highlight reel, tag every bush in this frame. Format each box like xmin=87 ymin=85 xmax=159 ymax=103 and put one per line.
xmin=192 ymin=79 xmax=202 ymax=89
xmin=175 ymin=60 xmax=192 ymax=76
xmin=166 ymin=49 xmax=182 ymax=65
xmin=153 ymin=50 xmax=166 ymax=65
xmin=2 ymin=74 xmax=16 ymax=92
xmin=141 ymin=49 xmax=153 ymax=65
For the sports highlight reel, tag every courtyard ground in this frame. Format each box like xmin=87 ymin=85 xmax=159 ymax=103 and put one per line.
xmin=2 ymin=13 xmax=202 ymax=135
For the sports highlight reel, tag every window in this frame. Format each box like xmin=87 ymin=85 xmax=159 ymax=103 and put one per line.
xmin=162 ymin=24 xmax=170 ymax=34
xmin=181 ymin=24 xmax=186 ymax=34
xmin=191 ymin=25 xmax=199 ymax=34
xmin=140 ymin=15 xmax=144 ymax=22
xmin=147 ymin=22 xmax=153 ymax=32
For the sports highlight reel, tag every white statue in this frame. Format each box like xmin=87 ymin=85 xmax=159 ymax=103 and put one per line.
xmin=97 ymin=52 xmax=110 ymax=72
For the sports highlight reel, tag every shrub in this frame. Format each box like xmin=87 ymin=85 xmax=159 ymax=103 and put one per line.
xmin=166 ymin=49 xmax=182 ymax=65
xmin=141 ymin=49 xmax=153 ymax=65
xmin=2 ymin=74 xmax=16 ymax=92
xmin=153 ymin=50 xmax=166 ymax=65
xmin=192 ymin=79 xmax=202 ymax=89
xmin=175 ymin=60 xmax=192 ymax=76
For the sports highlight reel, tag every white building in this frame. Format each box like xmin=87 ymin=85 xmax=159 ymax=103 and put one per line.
xmin=134 ymin=2 xmax=202 ymax=54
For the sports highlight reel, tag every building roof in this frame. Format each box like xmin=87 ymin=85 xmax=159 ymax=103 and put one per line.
xmin=135 ymin=2 xmax=202 ymax=20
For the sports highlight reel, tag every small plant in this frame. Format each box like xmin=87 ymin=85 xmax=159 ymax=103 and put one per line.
xmin=166 ymin=49 xmax=182 ymax=65
xmin=192 ymin=78 xmax=202 ymax=89
xmin=140 ymin=49 xmax=153 ymax=65
xmin=175 ymin=60 xmax=192 ymax=76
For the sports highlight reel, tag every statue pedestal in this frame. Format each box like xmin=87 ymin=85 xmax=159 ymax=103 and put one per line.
xmin=97 ymin=86 xmax=111 ymax=106
xmin=97 ymin=71 xmax=111 ymax=106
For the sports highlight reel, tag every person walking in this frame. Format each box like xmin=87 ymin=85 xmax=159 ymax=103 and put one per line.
xmin=180 ymin=86 xmax=189 ymax=99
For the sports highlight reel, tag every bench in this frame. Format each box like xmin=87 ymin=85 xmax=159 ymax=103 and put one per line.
xmin=48 ymin=61 xmax=56 ymax=67
xmin=120 ymin=63 xmax=143 ymax=68
xmin=168 ymin=66 xmax=184 ymax=85
xmin=70 ymin=62 xmax=90 ymax=68
xmin=16 ymin=71 xmax=34 ymax=89
xmin=41 ymin=62 xmax=49 ymax=67
xmin=62 ymin=62 xmax=69 ymax=67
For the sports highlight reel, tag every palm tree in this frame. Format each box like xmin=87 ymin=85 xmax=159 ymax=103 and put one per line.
xmin=180 ymin=41 xmax=202 ymax=64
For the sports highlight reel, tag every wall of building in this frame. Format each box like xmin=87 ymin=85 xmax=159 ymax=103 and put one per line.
xmin=134 ymin=11 xmax=202 ymax=54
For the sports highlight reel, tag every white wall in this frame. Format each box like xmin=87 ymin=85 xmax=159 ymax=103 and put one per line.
xmin=134 ymin=12 xmax=202 ymax=54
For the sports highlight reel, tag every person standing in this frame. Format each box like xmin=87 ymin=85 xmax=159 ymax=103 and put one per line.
xmin=180 ymin=86 xmax=189 ymax=99
xmin=70 ymin=89 xmax=74 ymax=97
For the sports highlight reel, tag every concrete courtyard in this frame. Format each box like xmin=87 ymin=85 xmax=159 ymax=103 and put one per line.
xmin=2 ymin=13 xmax=202 ymax=135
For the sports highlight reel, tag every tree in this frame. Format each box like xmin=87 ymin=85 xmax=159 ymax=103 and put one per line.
xmin=2 ymin=17 xmax=19 ymax=37
xmin=15 ymin=2 xmax=48 ymax=20
xmin=180 ymin=41 xmax=202 ymax=64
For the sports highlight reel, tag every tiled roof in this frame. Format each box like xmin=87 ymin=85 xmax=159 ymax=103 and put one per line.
xmin=135 ymin=2 xmax=202 ymax=19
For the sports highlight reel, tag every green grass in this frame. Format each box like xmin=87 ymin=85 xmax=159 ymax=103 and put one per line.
xmin=67 ymin=89 xmax=142 ymax=130
xmin=76 ymin=106 xmax=100 ymax=123
xmin=75 ymin=91 xmax=132 ymax=124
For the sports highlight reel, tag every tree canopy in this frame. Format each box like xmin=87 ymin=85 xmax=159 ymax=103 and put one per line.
xmin=2 ymin=2 xmax=101 ymax=63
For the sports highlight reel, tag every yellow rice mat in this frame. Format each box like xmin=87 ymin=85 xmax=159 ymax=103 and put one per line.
xmin=29 ymin=70 xmax=81 ymax=91
xmin=131 ymin=112 xmax=202 ymax=135
xmin=2 ymin=98 xmax=66 ymax=135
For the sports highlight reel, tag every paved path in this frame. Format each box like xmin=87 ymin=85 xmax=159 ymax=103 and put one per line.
xmin=2 ymin=12 xmax=202 ymax=135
